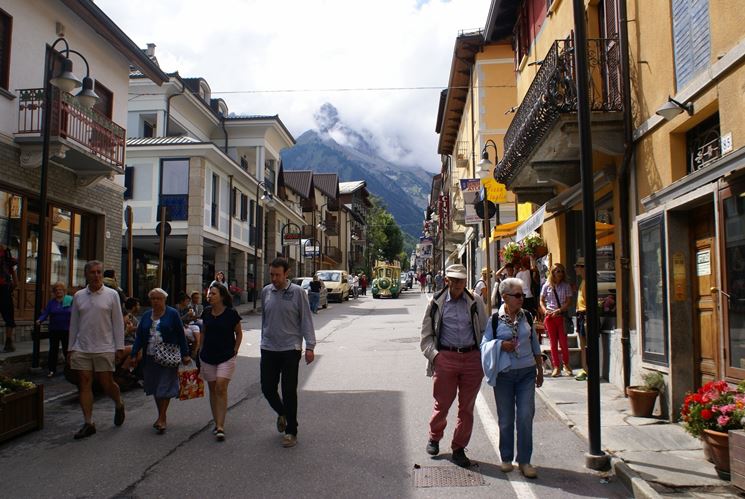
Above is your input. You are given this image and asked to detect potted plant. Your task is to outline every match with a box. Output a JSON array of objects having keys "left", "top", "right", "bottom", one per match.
[
  {"left": 520, "top": 231, "right": 547, "bottom": 258},
  {"left": 680, "top": 380, "right": 745, "bottom": 480},
  {"left": 500, "top": 241, "right": 523, "bottom": 265},
  {"left": 0, "top": 376, "right": 44, "bottom": 443},
  {"left": 626, "top": 371, "right": 664, "bottom": 418}
]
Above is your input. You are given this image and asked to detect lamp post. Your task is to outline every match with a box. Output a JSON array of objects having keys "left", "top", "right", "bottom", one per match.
[
  {"left": 252, "top": 180, "right": 276, "bottom": 311},
  {"left": 478, "top": 139, "right": 498, "bottom": 311},
  {"left": 32, "top": 38, "right": 99, "bottom": 369}
]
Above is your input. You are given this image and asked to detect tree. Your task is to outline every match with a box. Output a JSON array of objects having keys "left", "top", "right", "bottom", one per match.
[{"left": 365, "top": 196, "right": 404, "bottom": 269}]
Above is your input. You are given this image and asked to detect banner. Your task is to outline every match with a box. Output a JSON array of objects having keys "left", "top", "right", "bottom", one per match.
[{"left": 517, "top": 204, "right": 546, "bottom": 241}]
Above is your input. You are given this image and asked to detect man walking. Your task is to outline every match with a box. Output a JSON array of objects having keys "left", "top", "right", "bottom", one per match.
[
  {"left": 260, "top": 257, "right": 316, "bottom": 448},
  {"left": 68, "top": 260, "right": 126, "bottom": 439},
  {"left": 0, "top": 244, "right": 18, "bottom": 352},
  {"left": 420, "top": 264, "right": 487, "bottom": 467}
]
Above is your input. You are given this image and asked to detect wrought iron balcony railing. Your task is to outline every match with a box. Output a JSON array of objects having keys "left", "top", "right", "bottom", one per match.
[
  {"left": 496, "top": 37, "right": 623, "bottom": 185},
  {"left": 16, "top": 87, "right": 126, "bottom": 171}
]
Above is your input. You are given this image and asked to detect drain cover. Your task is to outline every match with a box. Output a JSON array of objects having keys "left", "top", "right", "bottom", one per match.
[{"left": 413, "top": 466, "right": 485, "bottom": 488}]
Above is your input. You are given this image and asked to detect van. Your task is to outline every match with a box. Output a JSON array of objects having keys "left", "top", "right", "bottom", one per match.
[{"left": 315, "top": 270, "right": 350, "bottom": 302}]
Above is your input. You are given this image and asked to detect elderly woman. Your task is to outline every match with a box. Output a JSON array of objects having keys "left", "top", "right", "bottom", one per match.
[
  {"left": 539, "top": 263, "right": 574, "bottom": 377},
  {"left": 200, "top": 281, "right": 242, "bottom": 441},
  {"left": 481, "top": 277, "right": 543, "bottom": 479},
  {"left": 36, "top": 282, "right": 73, "bottom": 378},
  {"left": 130, "top": 288, "right": 190, "bottom": 434}
]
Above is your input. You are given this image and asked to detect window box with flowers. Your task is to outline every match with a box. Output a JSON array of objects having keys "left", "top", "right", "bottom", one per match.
[
  {"left": 0, "top": 377, "right": 44, "bottom": 443},
  {"left": 680, "top": 380, "right": 745, "bottom": 480}
]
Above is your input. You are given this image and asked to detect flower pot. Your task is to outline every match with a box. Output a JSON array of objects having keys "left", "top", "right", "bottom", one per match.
[
  {"left": 532, "top": 245, "right": 548, "bottom": 258},
  {"left": 0, "top": 385, "right": 44, "bottom": 443},
  {"left": 625, "top": 386, "right": 658, "bottom": 417},
  {"left": 702, "top": 429, "right": 730, "bottom": 480}
]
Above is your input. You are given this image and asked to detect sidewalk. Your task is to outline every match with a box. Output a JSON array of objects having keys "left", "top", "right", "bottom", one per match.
[{"left": 537, "top": 376, "right": 739, "bottom": 498}]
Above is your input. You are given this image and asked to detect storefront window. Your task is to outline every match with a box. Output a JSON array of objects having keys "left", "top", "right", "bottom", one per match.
[
  {"left": 639, "top": 214, "right": 668, "bottom": 365},
  {"left": 0, "top": 191, "right": 21, "bottom": 259},
  {"left": 50, "top": 208, "right": 71, "bottom": 285},
  {"left": 72, "top": 213, "right": 97, "bottom": 287},
  {"left": 724, "top": 194, "right": 745, "bottom": 370}
]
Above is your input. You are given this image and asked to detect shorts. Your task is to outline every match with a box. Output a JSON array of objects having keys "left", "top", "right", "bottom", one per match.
[
  {"left": 0, "top": 284, "right": 16, "bottom": 327},
  {"left": 70, "top": 351, "right": 116, "bottom": 372},
  {"left": 200, "top": 356, "right": 237, "bottom": 382}
]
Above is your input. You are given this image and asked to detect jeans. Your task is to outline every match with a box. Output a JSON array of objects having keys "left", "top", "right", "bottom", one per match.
[
  {"left": 261, "top": 349, "right": 302, "bottom": 435},
  {"left": 47, "top": 329, "right": 69, "bottom": 374},
  {"left": 308, "top": 291, "right": 320, "bottom": 313},
  {"left": 429, "top": 350, "right": 483, "bottom": 450},
  {"left": 493, "top": 366, "right": 536, "bottom": 464}
]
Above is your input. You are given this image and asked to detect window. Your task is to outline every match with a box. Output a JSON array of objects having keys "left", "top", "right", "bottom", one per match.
[
  {"left": 143, "top": 120, "right": 155, "bottom": 138},
  {"left": 240, "top": 194, "right": 248, "bottom": 221},
  {"left": 249, "top": 200, "right": 256, "bottom": 245},
  {"left": 93, "top": 81, "right": 113, "bottom": 119},
  {"left": 0, "top": 9, "right": 11, "bottom": 90},
  {"left": 672, "top": 0, "right": 710, "bottom": 90},
  {"left": 639, "top": 214, "right": 669, "bottom": 365},
  {"left": 687, "top": 113, "right": 721, "bottom": 174},
  {"left": 211, "top": 174, "right": 219, "bottom": 228},
  {"left": 123, "top": 166, "right": 134, "bottom": 200},
  {"left": 159, "top": 159, "right": 188, "bottom": 221},
  {"left": 232, "top": 187, "right": 238, "bottom": 218},
  {"left": 513, "top": 0, "right": 548, "bottom": 69},
  {"left": 722, "top": 183, "right": 745, "bottom": 375}
]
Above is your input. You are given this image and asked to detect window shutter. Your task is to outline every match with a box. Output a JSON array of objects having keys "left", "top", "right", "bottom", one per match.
[
  {"left": 123, "top": 166, "right": 134, "bottom": 200},
  {"left": 672, "top": 0, "right": 710, "bottom": 90}
]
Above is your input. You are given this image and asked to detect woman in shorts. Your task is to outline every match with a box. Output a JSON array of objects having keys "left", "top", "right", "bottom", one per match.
[{"left": 200, "top": 281, "right": 243, "bottom": 441}]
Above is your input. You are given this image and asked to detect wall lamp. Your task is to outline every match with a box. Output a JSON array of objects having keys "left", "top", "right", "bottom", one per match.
[
  {"left": 477, "top": 139, "right": 499, "bottom": 179},
  {"left": 656, "top": 96, "right": 694, "bottom": 121}
]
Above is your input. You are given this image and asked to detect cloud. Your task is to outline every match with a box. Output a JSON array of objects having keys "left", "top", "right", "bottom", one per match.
[{"left": 97, "top": 0, "right": 488, "bottom": 172}]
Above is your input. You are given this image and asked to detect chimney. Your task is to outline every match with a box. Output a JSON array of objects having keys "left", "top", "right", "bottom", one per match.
[{"left": 146, "top": 43, "right": 156, "bottom": 57}]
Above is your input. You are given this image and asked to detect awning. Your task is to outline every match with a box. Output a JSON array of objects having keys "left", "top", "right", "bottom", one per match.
[
  {"left": 492, "top": 220, "right": 523, "bottom": 239},
  {"left": 596, "top": 222, "right": 615, "bottom": 247}
]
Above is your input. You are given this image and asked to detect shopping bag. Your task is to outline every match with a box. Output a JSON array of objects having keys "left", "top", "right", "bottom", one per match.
[{"left": 178, "top": 363, "right": 204, "bottom": 400}]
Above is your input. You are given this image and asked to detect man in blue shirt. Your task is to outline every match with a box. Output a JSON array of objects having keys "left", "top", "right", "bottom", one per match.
[
  {"left": 260, "top": 257, "right": 316, "bottom": 448},
  {"left": 420, "top": 264, "right": 487, "bottom": 467}
]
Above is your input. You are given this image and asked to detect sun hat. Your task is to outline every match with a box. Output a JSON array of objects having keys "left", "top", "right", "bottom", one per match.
[
  {"left": 575, "top": 257, "right": 585, "bottom": 266},
  {"left": 445, "top": 264, "right": 468, "bottom": 279}
]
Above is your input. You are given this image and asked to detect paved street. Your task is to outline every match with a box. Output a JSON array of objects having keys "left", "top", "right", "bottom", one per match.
[{"left": 0, "top": 291, "right": 628, "bottom": 498}]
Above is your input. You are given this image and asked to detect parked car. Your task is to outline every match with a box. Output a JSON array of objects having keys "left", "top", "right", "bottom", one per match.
[
  {"left": 316, "top": 270, "right": 350, "bottom": 302},
  {"left": 291, "top": 277, "right": 328, "bottom": 309},
  {"left": 400, "top": 275, "right": 409, "bottom": 291}
]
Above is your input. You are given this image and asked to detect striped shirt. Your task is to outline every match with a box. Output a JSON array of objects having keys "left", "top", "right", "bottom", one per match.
[{"left": 540, "top": 281, "right": 573, "bottom": 311}]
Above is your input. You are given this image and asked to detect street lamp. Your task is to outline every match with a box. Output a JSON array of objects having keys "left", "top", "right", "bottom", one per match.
[
  {"left": 252, "top": 180, "right": 275, "bottom": 310},
  {"left": 478, "top": 139, "right": 498, "bottom": 311},
  {"left": 302, "top": 238, "right": 317, "bottom": 275},
  {"left": 32, "top": 37, "right": 99, "bottom": 369}
]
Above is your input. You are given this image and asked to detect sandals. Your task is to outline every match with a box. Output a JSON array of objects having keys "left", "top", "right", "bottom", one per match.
[
  {"left": 215, "top": 429, "right": 225, "bottom": 441},
  {"left": 153, "top": 422, "right": 166, "bottom": 434}
]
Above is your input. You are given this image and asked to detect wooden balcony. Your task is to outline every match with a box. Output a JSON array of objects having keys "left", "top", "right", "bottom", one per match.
[{"left": 15, "top": 88, "right": 126, "bottom": 177}]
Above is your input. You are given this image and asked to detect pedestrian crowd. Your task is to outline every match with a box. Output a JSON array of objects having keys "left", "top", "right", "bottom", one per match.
[{"left": 420, "top": 257, "right": 590, "bottom": 477}]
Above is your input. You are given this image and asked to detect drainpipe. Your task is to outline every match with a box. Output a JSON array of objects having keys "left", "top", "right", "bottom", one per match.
[
  {"left": 165, "top": 78, "right": 185, "bottom": 136},
  {"left": 618, "top": 0, "right": 634, "bottom": 392}
]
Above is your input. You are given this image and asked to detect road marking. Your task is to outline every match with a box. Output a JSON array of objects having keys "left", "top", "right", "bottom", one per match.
[
  {"left": 475, "top": 392, "right": 538, "bottom": 499},
  {"left": 45, "top": 390, "right": 77, "bottom": 403}
]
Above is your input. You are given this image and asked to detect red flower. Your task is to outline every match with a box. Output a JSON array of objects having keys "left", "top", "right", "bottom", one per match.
[{"left": 701, "top": 409, "right": 714, "bottom": 420}]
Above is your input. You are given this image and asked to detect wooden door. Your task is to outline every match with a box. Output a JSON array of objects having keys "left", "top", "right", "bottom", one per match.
[{"left": 692, "top": 205, "right": 719, "bottom": 386}]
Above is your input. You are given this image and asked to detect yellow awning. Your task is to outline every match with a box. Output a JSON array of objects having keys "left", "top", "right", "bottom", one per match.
[{"left": 492, "top": 220, "right": 523, "bottom": 239}]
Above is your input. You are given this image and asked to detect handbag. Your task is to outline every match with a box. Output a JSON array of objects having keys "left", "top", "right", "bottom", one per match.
[
  {"left": 178, "top": 362, "right": 204, "bottom": 400},
  {"left": 153, "top": 341, "right": 181, "bottom": 368}
]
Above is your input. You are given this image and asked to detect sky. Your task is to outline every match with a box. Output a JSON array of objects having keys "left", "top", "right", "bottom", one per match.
[{"left": 97, "top": 0, "right": 489, "bottom": 172}]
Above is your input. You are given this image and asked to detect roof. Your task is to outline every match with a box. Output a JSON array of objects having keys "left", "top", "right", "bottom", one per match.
[
  {"left": 61, "top": 0, "right": 169, "bottom": 84},
  {"left": 436, "top": 31, "right": 484, "bottom": 155},
  {"left": 127, "top": 136, "right": 202, "bottom": 146},
  {"left": 225, "top": 114, "right": 296, "bottom": 145},
  {"left": 339, "top": 181, "right": 366, "bottom": 195},
  {"left": 283, "top": 171, "right": 315, "bottom": 199},
  {"left": 313, "top": 173, "right": 339, "bottom": 199},
  {"left": 483, "top": 0, "right": 521, "bottom": 43}
]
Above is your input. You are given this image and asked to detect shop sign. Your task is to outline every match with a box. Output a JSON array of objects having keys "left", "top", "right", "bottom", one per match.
[{"left": 696, "top": 249, "right": 711, "bottom": 276}]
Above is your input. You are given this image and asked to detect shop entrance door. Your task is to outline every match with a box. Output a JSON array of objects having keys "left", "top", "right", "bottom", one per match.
[{"left": 692, "top": 204, "right": 719, "bottom": 386}]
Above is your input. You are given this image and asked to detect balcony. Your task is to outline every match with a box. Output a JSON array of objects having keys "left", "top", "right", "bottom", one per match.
[
  {"left": 15, "top": 88, "right": 126, "bottom": 178},
  {"left": 324, "top": 245, "right": 342, "bottom": 264},
  {"left": 495, "top": 38, "right": 624, "bottom": 204}
]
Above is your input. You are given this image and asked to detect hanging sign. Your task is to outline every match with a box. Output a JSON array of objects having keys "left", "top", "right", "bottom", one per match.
[{"left": 517, "top": 204, "right": 546, "bottom": 241}]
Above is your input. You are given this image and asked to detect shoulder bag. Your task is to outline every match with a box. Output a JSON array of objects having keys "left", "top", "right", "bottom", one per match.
[{"left": 153, "top": 340, "right": 181, "bottom": 368}]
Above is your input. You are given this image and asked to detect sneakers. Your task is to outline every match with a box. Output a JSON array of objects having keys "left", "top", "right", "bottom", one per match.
[
  {"left": 426, "top": 439, "right": 439, "bottom": 456},
  {"left": 500, "top": 461, "right": 514, "bottom": 472},
  {"left": 451, "top": 448, "right": 472, "bottom": 468},
  {"left": 114, "top": 403, "right": 126, "bottom": 426},
  {"left": 551, "top": 367, "right": 561, "bottom": 378},
  {"left": 563, "top": 366, "right": 573, "bottom": 377},
  {"left": 73, "top": 423, "right": 96, "bottom": 440},
  {"left": 276, "top": 415, "right": 287, "bottom": 433},
  {"left": 519, "top": 463, "right": 538, "bottom": 478},
  {"left": 575, "top": 369, "right": 587, "bottom": 381},
  {"left": 282, "top": 434, "right": 297, "bottom": 448},
  {"left": 215, "top": 429, "right": 225, "bottom": 441}
]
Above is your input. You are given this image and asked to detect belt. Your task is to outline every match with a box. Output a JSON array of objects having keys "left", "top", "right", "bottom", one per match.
[{"left": 438, "top": 344, "right": 478, "bottom": 353}]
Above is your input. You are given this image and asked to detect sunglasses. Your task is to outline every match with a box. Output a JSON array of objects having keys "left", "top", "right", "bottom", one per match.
[
  {"left": 504, "top": 293, "right": 525, "bottom": 299},
  {"left": 553, "top": 270, "right": 565, "bottom": 274}
]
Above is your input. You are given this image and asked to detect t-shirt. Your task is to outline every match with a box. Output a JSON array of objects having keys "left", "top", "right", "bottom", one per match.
[
  {"left": 199, "top": 306, "right": 242, "bottom": 365},
  {"left": 516, "top": 269, "right": 534, "bottom": 298}
]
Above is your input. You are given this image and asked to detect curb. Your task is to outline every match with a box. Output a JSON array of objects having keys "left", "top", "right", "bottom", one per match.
[{"left": 535, "top": 387, "right": 662, "bottom": 499}]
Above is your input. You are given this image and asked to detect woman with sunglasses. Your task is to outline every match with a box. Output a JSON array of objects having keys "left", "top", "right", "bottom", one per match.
[
  {"left": 539, "top": 263, "right": 573, "bottom": 377},
  {"left": 480, "top": 277, "right": 543, "bottom": 478}
]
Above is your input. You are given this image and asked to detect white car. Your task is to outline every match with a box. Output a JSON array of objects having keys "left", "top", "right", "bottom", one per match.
[{"left": 291, "top": 277, "right": 328, "bottom": 309}]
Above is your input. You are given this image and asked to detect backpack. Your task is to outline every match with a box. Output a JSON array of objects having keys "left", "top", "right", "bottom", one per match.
[{"left": 491, "top": 310, "right": 534, "bottom": 340}]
